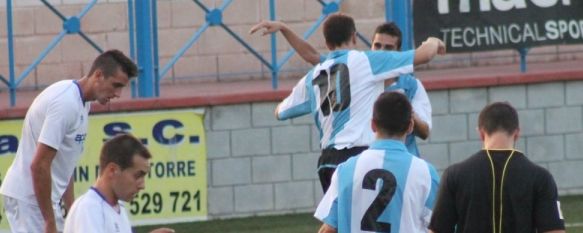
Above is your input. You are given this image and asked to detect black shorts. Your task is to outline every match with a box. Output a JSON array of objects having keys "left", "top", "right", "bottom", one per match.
[{"left": 317, "top": 146, "right": 368, "bottom": 193}]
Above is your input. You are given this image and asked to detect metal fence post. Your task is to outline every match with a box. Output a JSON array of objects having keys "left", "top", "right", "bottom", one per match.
[
  {"left": 386, "top": 0, "right": 413, "bottom": 50},
  {"left": 135, "top": 0, "right": 155, "bottom": 97}
]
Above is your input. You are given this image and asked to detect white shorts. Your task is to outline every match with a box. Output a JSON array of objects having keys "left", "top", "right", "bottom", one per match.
[{"left": 2, "top": 196, "right": 64, "bottom": 233}]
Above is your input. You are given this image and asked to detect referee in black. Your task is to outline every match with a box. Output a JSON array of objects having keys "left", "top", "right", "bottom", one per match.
[{"left": 429, "top": 102, "right": 565, "bottom": 233}]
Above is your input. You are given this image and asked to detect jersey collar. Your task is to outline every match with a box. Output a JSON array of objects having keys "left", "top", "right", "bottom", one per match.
[
  {"left": 369, "top": 139, "right": 408, "bottom": 152},
  {"left": 72, "top": 80, "right": 85, "bottom": 105},
  {"left": 326, "top": 49, "right": 350, "bottom": 60},
  {"left": 90, "top": 187, "right": 121, "bottom": 213}
]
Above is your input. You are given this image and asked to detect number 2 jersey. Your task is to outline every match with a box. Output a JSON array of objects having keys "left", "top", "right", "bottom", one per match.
[
  {"left": 277, "top": 49, "right": 415, "bottom": 150},
  {"left": 314, "top": 140, "right": 440, "bottom": 233}
]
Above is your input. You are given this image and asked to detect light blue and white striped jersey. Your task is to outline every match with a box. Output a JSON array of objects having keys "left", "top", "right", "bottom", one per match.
[
  {"left": 386, "top": 75, "right": 432, "bottom": 156},
  {"left": 277, "top": 50, "right": 415, "bottom": 150},
  {"left": 314, "top": 139, "right": 440, "bottom": 233}
]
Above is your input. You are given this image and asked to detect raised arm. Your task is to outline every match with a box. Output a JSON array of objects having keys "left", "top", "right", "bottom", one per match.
[
  {"left": 414, "top": 37, "right": 446, "bottom": 66},
  {"left": 250, "top": 20, "right": 321, "bottom": 65}
]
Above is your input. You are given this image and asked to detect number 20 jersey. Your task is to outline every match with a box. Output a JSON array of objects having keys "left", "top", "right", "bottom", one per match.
[
  {"left": 314, "top": 140, "right": 440, "bottom": 233},
  {"left": 277, "top": 50, "right": 415, "bottom": 150}
]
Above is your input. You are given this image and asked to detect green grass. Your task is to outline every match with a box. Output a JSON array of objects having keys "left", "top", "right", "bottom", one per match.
[
  {"left": 562, "top": 195, "right": 583, "bottom": 233},
  {"left": 134, "top": 195, "right": 583, "bottom": 233},
  {"left": 134, "top": 213, "right": 320, "bottom": 233}
]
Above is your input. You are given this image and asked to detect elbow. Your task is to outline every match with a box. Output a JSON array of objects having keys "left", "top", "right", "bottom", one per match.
[
  {"left": 274, "top": 105, "right": 281, "bottom": 120},
  {"left": 30, "top": 158, "right": 48, "bottom": 179},
  {"left": 414, "top": 53, "right": 435, "bottom": 66},
  {"left": 418, "top": 131, "right": 429, "bottom": 140}
]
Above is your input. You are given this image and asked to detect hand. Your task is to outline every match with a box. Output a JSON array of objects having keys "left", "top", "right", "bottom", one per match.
[
  {"left": 434, "top": 38, "right": 446, "bottom": 55},
  {"left": 249, "top": 20, "right": 284, "bottom": 36},
  {"left": 44, "top": 220, "right": 57, "bottom": 233},
  {"left": 425, "top": 37, "right": 446, "bottom": 55},
  {"left": 150, "top": 228, "right": 176, "bottom": 233}
]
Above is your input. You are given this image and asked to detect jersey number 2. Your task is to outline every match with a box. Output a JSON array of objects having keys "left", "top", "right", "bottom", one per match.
[
  {"left": 311, "top": 63, "right": 351, "bottom": 116},
  {"left": 361, "top": 169, "right": 397, "bottom": 232}
]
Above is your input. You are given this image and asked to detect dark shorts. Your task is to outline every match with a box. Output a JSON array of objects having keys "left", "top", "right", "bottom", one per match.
[{"left": 317, "top": 146, "right": 368, "bottom": 193}]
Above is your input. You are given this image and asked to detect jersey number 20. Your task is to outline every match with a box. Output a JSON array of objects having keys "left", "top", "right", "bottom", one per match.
[
  {"left": 312, "top": 63, "right": 351, "bottom": 116},
  {"left": 361, "top": 169, "right": 397, "bottom": 232}
]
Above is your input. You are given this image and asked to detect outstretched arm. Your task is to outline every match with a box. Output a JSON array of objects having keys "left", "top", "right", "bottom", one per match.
[
  {"left": 250, "top": 20, "right": 321, "bottom": 65},
  {"left": 414, "top": 37, "right": 446, "bottom": 66}
]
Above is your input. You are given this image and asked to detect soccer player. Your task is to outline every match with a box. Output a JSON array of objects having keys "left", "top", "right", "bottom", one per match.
[
  {"left": 63, "top": 134, "right": 174, "bottom": 233},
  {"left": 0, "top": 50, "right": 137, "bottom": 233},
  {"left": 250, "top": 21, "right": 431, "bottom": 156},
  {"left": 314, "top": 92, "right": 440, "bottom": 233},
  {"left": 428, "top": 102, "right": 565, "bottom": 233},
  {"left": 265, "top": 13, "right": 445, "bottom": 192}
]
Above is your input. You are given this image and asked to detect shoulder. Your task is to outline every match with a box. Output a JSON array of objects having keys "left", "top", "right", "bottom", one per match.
[
  {"left": 72, "top": 191, "right": 102, "bottom": 210},
  {"left": 444, "top": 151, "right": 484, "bottom": 176},
  {"left": 68, "top": 191, "right": 103, "bottom": 220},
  {"left": 41, "top": 81, "right": 79, "bottom": 104}
]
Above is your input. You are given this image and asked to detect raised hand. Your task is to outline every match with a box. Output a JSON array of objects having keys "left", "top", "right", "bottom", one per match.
[{"left": 249, "top": 20, "right": 285, "bottom": 36}]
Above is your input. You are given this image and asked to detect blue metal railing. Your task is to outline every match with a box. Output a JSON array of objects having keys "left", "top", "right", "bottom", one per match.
[
  {"left": 2, "top": 0, "right": 403, "bottom": 106},
  {"left": 2, "top": 0, "right": 104, "bottom": 106}
]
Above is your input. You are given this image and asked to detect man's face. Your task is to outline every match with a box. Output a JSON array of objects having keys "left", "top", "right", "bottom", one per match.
[
  {"left": 93, "top": 68, "right": 129, "bottom": 105},
  {"left": 371, "top": 33, "right": 399, "bottom": 51},
  {"left": 112, "top": 155, "right": 150, "bottom": 202}
]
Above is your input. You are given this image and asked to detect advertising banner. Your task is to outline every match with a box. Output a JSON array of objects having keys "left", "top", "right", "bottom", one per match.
[
  {"left": 414, "top": 0, "right": 583, "bottom": 52},
  {"left": 0, "top": 109, "right": 207, "bottom": 230}
]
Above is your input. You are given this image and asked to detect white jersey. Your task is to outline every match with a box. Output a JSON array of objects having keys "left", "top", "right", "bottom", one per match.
[
  {"left": 0, "top": 80, "right": 90, "bottom": 204},
  {"left": 314, "top": 139, "right": 440, "bottom": 233},
  {"left": 64, "top": 188, "right": 132, "bottom": 233},
  {"left": 386, "top": 75, "right": 432, "bottom": 156},
  {"left": 277, "top": 50, "right": 415, "bottom": 149}
]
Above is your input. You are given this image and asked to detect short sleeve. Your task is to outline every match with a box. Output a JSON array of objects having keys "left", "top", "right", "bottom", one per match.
[
  {"left": 364, "top": 50, "right": 415, "bottom": 81},
  {"left": 64, "top": 199, "right": 103, "bottom": 233},
  {"left": 422, "top": 163, "right": 441, "bottom": 226},
  {"left": 533, "top": 169, "right": 565, "bottom": 231},
  {"left": 411, "top": 79, "right": 432, "bottom": 129},
  {"left": 277, "top": 71, "right": 315, "bottom": 120},
  {"left": 314, "top": 170, "right": 340, "bottom": 229},
  {"left": 428, "top": 167, "right": 457, "bottom": 233},
  {"left": 38, "top": 97, "right": 78, "bottom": 150}
]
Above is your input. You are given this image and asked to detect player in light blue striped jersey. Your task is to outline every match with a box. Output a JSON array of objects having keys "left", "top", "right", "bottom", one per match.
[
  {"left": 314, "top": 92, "right": 440, "bottom": 233},
  {"left": 272, "top": 13, "right": 445, "bottom": 192},
  {"left": 251, "top": 21, "right": 432, "bottom": 157}
]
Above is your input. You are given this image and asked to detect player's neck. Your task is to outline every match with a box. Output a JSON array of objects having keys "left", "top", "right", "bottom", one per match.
[
  {"left": 93, "top": 179, "right": 119, "bottom": 207},
  {"left": 483, "top": 132, "right": 515, "bottom": 150},
  {"left": 329, "top": 42, "right": 355, "bottom": 51},
  {"left": 76, "top": 76, "right": 91, "bottom": 102},
  {"left": 376, "top": 132, "right": 406, "bottom": 143}
]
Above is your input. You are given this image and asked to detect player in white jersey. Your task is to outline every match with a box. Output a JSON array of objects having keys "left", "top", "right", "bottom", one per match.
[
  {"left": 270, "top": 13, "right": 445, "bottom": 192},
  {"left": 314, "top": 92, "right": 440, "bottom": 233},
  {"left": 0, "top": 50, "right": 137, "bottom": 233},
  {"left": 64, "top": 134, "right": 174, "bottom": 233},
  {"left": 250, "top": 21, "right": 432, "bottom": 157}
]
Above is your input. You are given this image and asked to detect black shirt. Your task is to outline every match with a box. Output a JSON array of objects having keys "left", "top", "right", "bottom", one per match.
[{"left": 429, "top": 150, "right": 565, "bottom": 233}]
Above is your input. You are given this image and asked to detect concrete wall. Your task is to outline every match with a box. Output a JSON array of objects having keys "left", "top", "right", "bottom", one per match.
[
  {"left": 203, "top": 80, "right": 583, "bottom": 219},
  {"left": 2, "top": 0, "right": 583, "bottom": 89}
]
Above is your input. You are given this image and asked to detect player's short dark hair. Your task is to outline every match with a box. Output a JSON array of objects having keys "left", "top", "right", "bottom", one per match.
[
  {"left": 373, "top": 92, "right": 412, "bottom": 136},
  {"left": 88, "top": 49, "right": 138, "bottom": 79},
  {"left": 323, "top": 13, "right": 356, "bottom": 49},
  {"left": 374, "top": 22, "right": 402, "bottom": 50},
  {"left": 100, "top": 134, "right": 151, "bottom": 173},
  {"left": 478, "top": 102, "right": 519, "bottom": 135}
]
